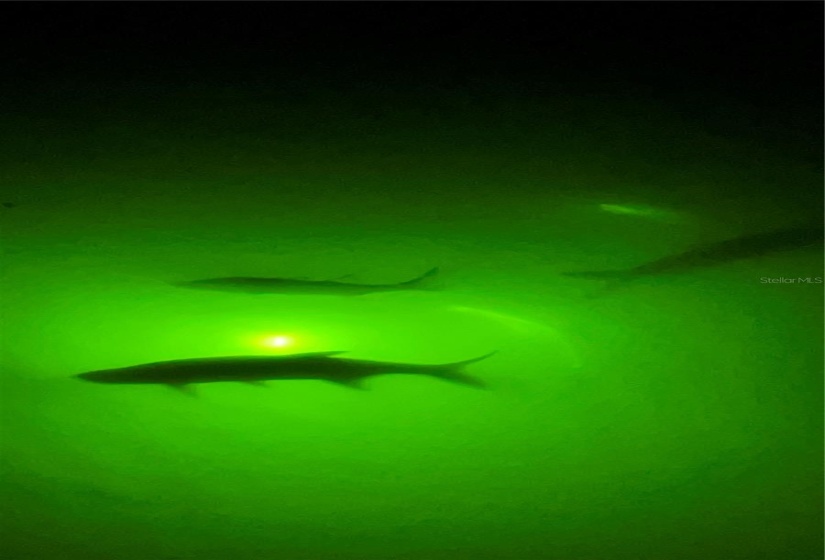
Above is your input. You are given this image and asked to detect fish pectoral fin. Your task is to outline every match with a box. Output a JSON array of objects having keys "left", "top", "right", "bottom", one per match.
[
  {"left": 167, "top": 384, "right": 197, "bottom": 396},
  {"left": 326, "top": 377, "right": 368, "bottom": 390},
  {"left": 241, "top": 380, "right": 268, "bottom": 387}
]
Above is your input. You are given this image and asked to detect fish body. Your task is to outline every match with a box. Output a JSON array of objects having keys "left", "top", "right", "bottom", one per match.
[
  {"left": 173, "top": 267, "right": 440, "bottom": 295},
  {"left": 563, "top": 225, "right": 824, "bottom": 281},
  {"left": 75, "top": 350, "right": 495, "bottom": 390}
]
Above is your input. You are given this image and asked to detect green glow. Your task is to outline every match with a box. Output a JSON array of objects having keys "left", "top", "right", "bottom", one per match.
[
  {"left": 262, "top": 334, "right": 295, "bottom": 349},
  {"left": 449, "top": 305, "right": 547, "bottom": 334},
  {"left": 2, "top": 38, "right": 820, "bottom": 560},
  {"left": 598, "top": 203, "right": 687, "bottom": 224}
]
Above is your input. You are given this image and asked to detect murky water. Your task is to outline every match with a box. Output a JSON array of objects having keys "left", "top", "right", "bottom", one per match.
[{"left": 1, "top": 8, "right": 822, "bottom": 560}]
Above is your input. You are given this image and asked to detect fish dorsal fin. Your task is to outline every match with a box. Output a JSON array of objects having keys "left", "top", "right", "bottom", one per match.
[{"left": 283, "top": 351, "right": 347, "bottom": 359}]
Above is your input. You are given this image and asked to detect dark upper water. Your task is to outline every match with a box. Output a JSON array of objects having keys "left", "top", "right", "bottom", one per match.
[{"left": 1, "top": 4, "right": 822, "bottom": 560}]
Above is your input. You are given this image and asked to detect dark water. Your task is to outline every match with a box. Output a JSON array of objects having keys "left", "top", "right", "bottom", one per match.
[{"left": 1, "top": 4, "right": 822, "bottom": 560}]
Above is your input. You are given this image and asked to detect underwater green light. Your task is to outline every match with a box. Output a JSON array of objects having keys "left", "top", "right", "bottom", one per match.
[
  {"left": 597, "top": 203, "right": 686, "bottom": 224},
  {"left": 261, "top": 335, "right": 295, "bottom": 349}
]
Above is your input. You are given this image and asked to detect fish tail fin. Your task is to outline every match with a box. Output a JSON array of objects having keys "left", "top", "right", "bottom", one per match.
[
  {"left": 420, "top": 266, "right": 440, "bottom": 280},
  {"left": 429, "top": 351, "right": 497, "bottom": 388},
  {"left": 398, "top": 266, "right": 441, "bottom": 287}
]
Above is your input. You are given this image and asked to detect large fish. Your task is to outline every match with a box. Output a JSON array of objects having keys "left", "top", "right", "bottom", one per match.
[
  {"left": 172, "top": 267, "right": 440, "bottom": 295},
  {"left": 75, "top": 350, "right": 496, "bottom": 392},
  {"left": 562, "top": 225, "right": 823, "bottom": 281}
]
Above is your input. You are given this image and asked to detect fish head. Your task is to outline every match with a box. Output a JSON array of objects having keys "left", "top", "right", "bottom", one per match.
[
  {"left": 74, "top": 367, "right": 158, "bottom": 384},
  {"left": 75, "top": 371, "right": 112, "bottom": 383}
]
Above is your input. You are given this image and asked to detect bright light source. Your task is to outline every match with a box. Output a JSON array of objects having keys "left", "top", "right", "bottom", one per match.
[{"left": 262, "top": 335, "right": 294, "bottom": 349}]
